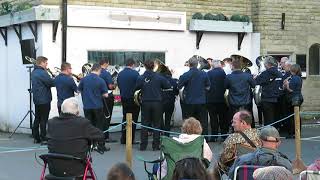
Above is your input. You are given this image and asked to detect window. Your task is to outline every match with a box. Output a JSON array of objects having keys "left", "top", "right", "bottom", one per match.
[
  {"left": 87, "top": 51, "right": 166, "bottom": 65},
  {"left": 296, "top": 54, "right": 306, "bottom": 78},
  {"left": 309, "top": 44, "right": 320, "bottom": 75}
]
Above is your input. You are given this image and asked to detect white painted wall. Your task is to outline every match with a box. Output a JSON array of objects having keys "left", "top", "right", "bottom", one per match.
[{"left": 0, "top": 5, "right": 260, "bottom": 133}]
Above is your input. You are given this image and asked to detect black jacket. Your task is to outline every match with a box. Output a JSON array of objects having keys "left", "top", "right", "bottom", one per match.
[
  {"left": 47, "top": 113, "right": 104, "bottom": 176},
  {"left": 256, "top": 67, "right": 282, "bottom": 103}
]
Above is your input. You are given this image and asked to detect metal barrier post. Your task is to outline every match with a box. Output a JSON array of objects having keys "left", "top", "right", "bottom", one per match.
[
  {"left": 292, "top": 106, "right": 306, "bottom": 174},
  {"left": 126, "top": 113, "right": 133, "bottom": 168}
]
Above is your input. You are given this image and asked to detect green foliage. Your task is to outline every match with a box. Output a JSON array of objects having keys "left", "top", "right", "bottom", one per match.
[
  {"left": 241, "top": 15, "right": 250, "bottom": 22},
  {"left": 0, "top": 1, "right": 33, "bottom": 16},
  {"left": 216, "top": 13, "right": 228, "bottom": 21},
  {"left": 203, "top": 13, "right": 216, "bottom": 20},
  {"left": 192, "top": 12, "right": 203, "bottom": 20},
  {"left": 230, "top": 14, "right": 242, "bottom": 22}
]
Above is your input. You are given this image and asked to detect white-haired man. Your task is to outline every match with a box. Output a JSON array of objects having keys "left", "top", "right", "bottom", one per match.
[{"left": 47, "top": 97, "right": 106, "bottom": 177}]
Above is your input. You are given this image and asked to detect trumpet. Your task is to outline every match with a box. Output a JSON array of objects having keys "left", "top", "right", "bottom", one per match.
[{"left": 54, "top": 67, "right": 82, "bottom": 82}]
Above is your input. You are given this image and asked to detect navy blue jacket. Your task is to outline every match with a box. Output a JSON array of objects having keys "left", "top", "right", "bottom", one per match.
[
  {"left": 255, "top": 67, "right": 282, "bottom": 103},
  {"left": 161, "top": 74, "right": 178, "bottom": 104},
  {"left": 289, "top": 75, "right": 303, "bottom": 98},
  {"left": 54, "top": 73, "right": 77, "bottom": 106},
  {"left": 78, "top": 73, "right": 108, "bottom": 109},
  {"left": 225, "top": 70, "right": 255, "bottom": 106},
  {"left": 117, "top": 67, "right": 139, "bottom": 100},
  {"left": 100, "top": 68, "right": 114, "bottom": 95},
  {"left": 178, "top": 67, "right": 210, "bottom": 104},
  {"left": 31, "top": 65, "right": 55, "bottom": 105},
  {"left": 135, "top": 70, "right": 171, "bottom": 102},
  {"left": 280, "top": 71, "right": 291, "bottom": 95},
  {"left": 207, "top": 67, "right": 226, "bottom": 103}
]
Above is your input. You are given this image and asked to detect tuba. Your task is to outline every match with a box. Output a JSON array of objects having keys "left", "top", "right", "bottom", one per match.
[
  {"left": 178, "top": 55, "right": 210, "bottom": 102},
  {"left": 253, "top": 55, "right": 267, "bottom": 106},
  {"left": 224, "top": 54, "right": 253, "bottom": 106}
]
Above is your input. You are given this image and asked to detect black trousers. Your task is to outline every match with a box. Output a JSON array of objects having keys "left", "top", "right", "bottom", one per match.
[
  {"left": 33, "top": 103, "right": 51, "bottom": 141},
  {"left": 140, "top": 101, "right": 162, "bottom": 149},
  {"left": 277, "top": 94, "right": 290, "bottom": 132},
  {"left": 180, "top": 100, "right": 187, "bottom": 119},
  {"left": 184, "top": 104, "right": 208, "bottom": 138},
  {"left": 103, "top": 96, "right": 114, "bottom": 139},
  {"left": 262, "top": 101, "right": 278, "bottom": 126},
  {"left": 207, "top": 102, "right": 228, "bottom": 137},
  {"left": 162, "top": 101, "right": 175, "bottom": 136},
  {"left": 120, "top": 98, "right": 140, "bottom": 144},
  {"left": 84, "top": 108, "right": 105, "bottom": 131}
]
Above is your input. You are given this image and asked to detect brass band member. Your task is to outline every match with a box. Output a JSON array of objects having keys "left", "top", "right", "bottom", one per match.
[
  {"left": 31, "top": 56, "right": 55, "bottom": 144},
  {"left": 54, "top": 62, "right": 77, "bottom": 114},
  {"left": 117, "top": 59, "right": 140, "bottom": 144},
  {"left": 99, "top": 59, "right": 116, "bottom": 143},
  {"left": 135, "top": 60, "right": 171, "bottom": 151},
  {"left": 178, "top": 56, "right": 211, "bottom": 139}
]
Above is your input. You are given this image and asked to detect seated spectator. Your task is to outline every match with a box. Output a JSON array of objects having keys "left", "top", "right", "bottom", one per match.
[
  {"left": 47, "top": 97, "right": 106, "bottom": 176},
  {"left": 107, "top": 162, "right": 135, "bottom": 180},
  {"left": 172, "top": 157, "right": 211, "bottom": 180},
  {"left": 158, "top": 117, "right": 213, "bottom": 178},
  {"left": 253, "top": 166, "right": 293, "bottom": 180},
  {"left": 228, "top": 126, "right": 292, "bottom": 179},
  {"left": 307, "top": 158, "right": 320, "bottom": 171},
  {"left": 215, "top": 110, "right": 261, "bottom": 176}
]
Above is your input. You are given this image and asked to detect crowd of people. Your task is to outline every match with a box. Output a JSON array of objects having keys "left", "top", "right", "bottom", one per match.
[{"left": 29, "top": 54, "right": 308, "bottom": 179}]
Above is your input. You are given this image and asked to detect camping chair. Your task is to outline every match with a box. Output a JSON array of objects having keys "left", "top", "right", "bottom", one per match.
[
  {"left": 137, "top": 135, "right": 208, "bottom": 180},
  {"left": 39, "top": 152, "right": 96, "bottom": 180},
  {"left": 299, "top": 170, "right": 320, "bottom": 180},
  {"left": 233, "top": 165, "right": 263, "bottom": 180}
]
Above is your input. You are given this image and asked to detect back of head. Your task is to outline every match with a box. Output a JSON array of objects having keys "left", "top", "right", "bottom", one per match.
[
  {"left": 238, "top": 110, "right": 252, "bottom": 125},
  {"left": 61, "top": 97, "right": 79, "bottom": 115},
  {"left": 253, "top": 166, "right": 293, "bottom": 180},
  {"left": 172, "top": 158, "right": 209, "bottom": 180},
  {"left": 143, "top": 60, "right": 155, "bottom": 70},
  {"left": 264, "top": 56, "right": 278, "bottom": 68},
  {"left": 107, "top": 162, "right": 135, "bottom": 180},
  {"left": 61, "top": 62, "right": 71, "bottom": 71},
  {"left": 212, "top": 59, "right": 222, "bottom": 68},
  {"left": 188, "top": 55, "right": 199, "bottom": 68},
  {"left": 260, "top": 126, "right": 280, "bottom": 142},
  {"left": 91, "top": 63, "right": 101, "bottom": 72},
  {"left": 231, "top": 59, "right": 241, "bottom": 70},
  {"left": 99, "top": 59, "right": 109, "bottom": 66},
  {"left": 126, "top": 58, "right": 135, "bottom": 67},
  {"left": 36, "top": 56, "right": 48, "bottom": 66},
  {"left": 181, "top": 117, "right": 202, "bottom": 135},
  {"left": 290, "top": 64, "right": 302, "bottom": 76}
]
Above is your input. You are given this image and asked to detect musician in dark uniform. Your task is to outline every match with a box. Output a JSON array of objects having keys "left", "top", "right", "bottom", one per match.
[
  {"left": 54, "top": 62, "right": 77, "bottom": 114},
  {"left": 160, "top": 68, "right": 178, "bottom": 136},
  {"left": 225, "top": 59, "right": 255, "bottom": 117},
  {"left": 31, "top": 56, "right": 55, "bottom": 144},
  {"left": 117, "top": 59, "right": 140, "bottom": 144},
  {"left": 135, "top": 60, "right": 171, "bottom": 151},
  {"left": 99, "top": 59, "right": 116, "bottom": 142},
  {"left": 78, "top": 63, "right": 110, "bottom": 151},
  {"left": 178, "top": 56, "right": 211, "bottom": 138},
  {"left": 255, "top": 56, "right": 282, "bottom": 127},
  {"left": 207, "top": 59, "right": 228, "bottom": 141}
]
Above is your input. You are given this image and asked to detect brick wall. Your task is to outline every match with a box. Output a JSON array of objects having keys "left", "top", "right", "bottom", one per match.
[{"left": 40, "top": 0, "right": 252, "bottom": 19}]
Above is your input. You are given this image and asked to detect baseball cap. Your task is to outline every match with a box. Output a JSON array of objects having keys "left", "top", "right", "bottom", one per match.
[{"left": 259, "top": 126, "right": 280, "bottom": 142}]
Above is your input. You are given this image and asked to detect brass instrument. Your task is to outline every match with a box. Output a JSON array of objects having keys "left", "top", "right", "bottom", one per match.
[
  {"left": 253, "top": 55, "right": 267, "bottom": 106},
  {"left": 81, "top": 63, "right": 93, "bottom": 77}
]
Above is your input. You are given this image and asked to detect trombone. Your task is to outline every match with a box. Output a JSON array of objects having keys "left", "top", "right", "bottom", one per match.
[{"left": 54, "top": 67, "right": 82, "bottom": 82}]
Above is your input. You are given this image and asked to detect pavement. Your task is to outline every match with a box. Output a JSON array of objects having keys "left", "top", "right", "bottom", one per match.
[{"left": 0, "top": 125, "right": 319, "bottom": 180}]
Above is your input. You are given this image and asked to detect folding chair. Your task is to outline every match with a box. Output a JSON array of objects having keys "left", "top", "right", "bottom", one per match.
[
  {"left": 233, "top": 165, "right": 263, "bottom": 180},
  {"left": 39, "top": 153, "right": 96, "bottom": 180},
  {"left": 299, "top": 170, "right": 320, "bottom": 180},
  {"left": 137, "top": 136, "right": 208, "bottom": 180}
]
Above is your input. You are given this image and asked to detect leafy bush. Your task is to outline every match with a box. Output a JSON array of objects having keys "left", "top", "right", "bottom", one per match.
[
  {"left": 192, "top": 12, "right": 203, "bottom": 20},
  {"left": 241, "top": 15, "right": 250, "bottom": 22},
  {"left": 230, "top": 14, "right": 242, "bottom": 22},
  {"left": 203, "top": 13, "right": 216, "bottom": 20},
  {"left": 216, "top": 13, "right": 228, "bottom": 21}
]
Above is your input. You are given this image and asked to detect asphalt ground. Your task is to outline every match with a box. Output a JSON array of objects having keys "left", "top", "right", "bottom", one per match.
[{"left": 0, "top": 125, "right": 319, "bottom": 180}]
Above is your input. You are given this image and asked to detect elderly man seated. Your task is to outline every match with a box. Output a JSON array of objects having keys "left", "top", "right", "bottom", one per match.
[
  {"left": 216, "top": 110, "right": 261, "bottom": 176},
  {"left": 47, "top": 97, "right": 107, "bottom": 177},
  {"left": 228, "top": 126, "right": 292, "bottom": 179}
]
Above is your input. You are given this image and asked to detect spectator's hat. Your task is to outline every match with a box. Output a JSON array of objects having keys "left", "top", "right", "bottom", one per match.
[{"left": 260, "top": 126, "right": 280, "bottom": 142}]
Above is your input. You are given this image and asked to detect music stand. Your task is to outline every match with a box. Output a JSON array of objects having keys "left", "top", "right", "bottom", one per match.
[{"left": 9, "top": 65, "right": 35, "bottom": 138}]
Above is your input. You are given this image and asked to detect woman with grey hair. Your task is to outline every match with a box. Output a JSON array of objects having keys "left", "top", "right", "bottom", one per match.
[{"left": 253, "top": 166, "right": 293, "bottom": 180}]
